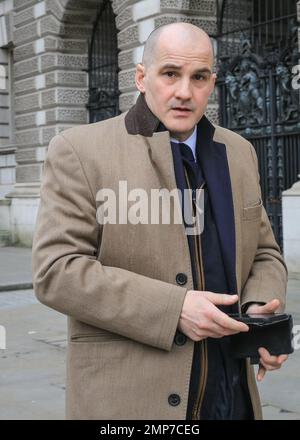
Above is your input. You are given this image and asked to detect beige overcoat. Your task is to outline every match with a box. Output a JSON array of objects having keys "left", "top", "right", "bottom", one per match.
[{"left": 32, "top": 94, "right": 287, "bottom": 420}]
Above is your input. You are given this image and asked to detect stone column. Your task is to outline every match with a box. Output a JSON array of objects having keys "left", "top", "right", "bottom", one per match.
[
  {"left": 281, "top": 1, "right": 300, "bottom": 277},
  {"left": 282, "top": 178, "right": 300, "bottom": 279}
]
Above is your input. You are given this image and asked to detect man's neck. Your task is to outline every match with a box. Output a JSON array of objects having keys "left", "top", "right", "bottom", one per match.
[
  {"left": 170, "top": 126, "right": 197, "bottom": 160},
  {"left": 169, "top": 130, "right": 194, "bottom": 143}
]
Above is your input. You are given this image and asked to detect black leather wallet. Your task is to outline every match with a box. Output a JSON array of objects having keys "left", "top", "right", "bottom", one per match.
[{"left": 228, "top": 313, "right": 294, "bottom": 364}]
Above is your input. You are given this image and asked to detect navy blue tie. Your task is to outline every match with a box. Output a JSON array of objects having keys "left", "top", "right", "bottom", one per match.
[{"left": 172, "top": 142, "right": 205, "bottom": 190}]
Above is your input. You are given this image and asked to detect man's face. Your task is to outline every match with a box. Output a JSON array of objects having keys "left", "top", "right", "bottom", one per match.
[{"left": 135, "top": 32, "right": 216, "bottom": 141}]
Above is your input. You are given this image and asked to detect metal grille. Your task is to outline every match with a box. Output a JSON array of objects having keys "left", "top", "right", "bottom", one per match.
[
  {"left": 87, "top": 0, "right": 120, "bottom": 123},
  {"left": 216, "top": 0, "right": 299, "bottom": 248}
]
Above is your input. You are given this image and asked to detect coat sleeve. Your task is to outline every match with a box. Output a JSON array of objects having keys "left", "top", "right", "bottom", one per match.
[
  {"left": 240, "top": 143, "right": 288, "bottom": 312},
  {"left": 32, "top": 133, "right": 187, "bottom": 352}
]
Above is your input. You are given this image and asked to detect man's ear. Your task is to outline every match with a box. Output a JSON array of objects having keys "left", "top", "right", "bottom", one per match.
[
  {"left": 209, "top": 72, "right": 217, "bottom": 94},
  {"left": 135, "top": 63, "right": 146, "bottom": 93},
  {"left": 211, "top": 72, "right": 217, "bottom": 88}
]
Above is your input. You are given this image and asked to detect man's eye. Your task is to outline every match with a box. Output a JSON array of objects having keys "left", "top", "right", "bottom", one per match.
[
  {"left": 194, "top": 74, "right": 205, "bottom": 81},
  {"left": 164, "top": 71, "right": 176, "bottom": 77}
]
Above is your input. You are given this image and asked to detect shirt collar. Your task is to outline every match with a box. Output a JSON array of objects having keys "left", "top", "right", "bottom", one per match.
[{"left": 170, "top": 126, "right": 197, "bottom": 160}]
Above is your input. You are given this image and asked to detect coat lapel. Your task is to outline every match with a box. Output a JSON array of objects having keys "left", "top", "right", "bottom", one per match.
[
  {"left": 196, "top": 117, "right": 238, "bottom": 295},
  {"left": 145, "top": 131, "right": 180, "bottom": 193},
  {"left": 220, "top": 141, "right": 243, "bottom": 296},
  {"left": 125, "top": 94, "right": 179, "bottom": 194}
]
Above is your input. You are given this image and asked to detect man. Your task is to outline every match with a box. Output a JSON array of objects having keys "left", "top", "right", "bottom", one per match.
[{"left": 32, "top": 23, "right": 288, "bottom": 420}]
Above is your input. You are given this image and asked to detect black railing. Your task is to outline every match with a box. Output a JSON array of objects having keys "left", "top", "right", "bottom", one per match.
[
  {"left": 87, "top": 0, "right": 120, "bottom": 123},
  {"left": 216, "top": 0, "right": 299, "bottom": 248}
]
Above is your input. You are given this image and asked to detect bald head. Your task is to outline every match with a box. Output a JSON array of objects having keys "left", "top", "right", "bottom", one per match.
[
  {"left": 142, "top": 23, "right": 214, "bottom": 69},
  {"left": 135, "top": 21, "right": 217, "bottom": 141}
]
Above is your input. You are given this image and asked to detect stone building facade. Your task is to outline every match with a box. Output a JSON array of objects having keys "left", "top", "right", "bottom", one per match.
[{"left": 0, "top": 0, "right": 299, "bottom": 246}]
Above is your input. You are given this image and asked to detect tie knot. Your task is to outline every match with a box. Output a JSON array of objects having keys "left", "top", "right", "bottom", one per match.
[
  {"left": 171, "top": 141, "right": 204, "bottom": 189},
  {"left": 178, "top": 142, "right": 195, "bottom": 163}
]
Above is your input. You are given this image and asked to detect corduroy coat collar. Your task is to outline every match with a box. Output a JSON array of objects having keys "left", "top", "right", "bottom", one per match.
[{"left": 125, "top": 92, "right": 216, "bottom": 137}]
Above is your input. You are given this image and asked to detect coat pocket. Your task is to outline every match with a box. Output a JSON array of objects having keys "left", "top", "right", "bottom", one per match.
[
  {"left": 70, "top": 330, "right": 126, "bottom": 343},
  {"left": 242, "top": 199, "right": 263, "bottom": 221}
]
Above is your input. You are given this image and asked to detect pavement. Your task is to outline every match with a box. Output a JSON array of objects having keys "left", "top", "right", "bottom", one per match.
[{"left": 0, "top": 245, "right": 299, "bottom": 420}]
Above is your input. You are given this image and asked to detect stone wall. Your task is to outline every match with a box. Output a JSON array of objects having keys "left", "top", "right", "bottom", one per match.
[
  {"left": 0, "top": 48, "right": 9, "bottom": 147},
  {"left": 1, "top": 0, "right": 297, "bottom": 246},
  {"left": 12, "top": 0, "right": 99, "bottom": 194},
  {"left": 0, "top": 0, "right": 13, "bottom": 148},
  {"left": 0, "top": 0, "right": 15, "bottom": 246},
  {"left": 0, "top": 46, "right": 16, "bottom": 201},
  {"left": 2, "top": 0, "right": 220, "bottom": 245}
]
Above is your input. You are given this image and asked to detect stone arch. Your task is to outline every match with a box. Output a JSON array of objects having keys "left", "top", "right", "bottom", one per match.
[
  {"left": 39, "top": 0, "right": 120, "bottom": 134},
  {"left": 10, "top": 0, "right": 221, "bottom": 245},
  {"left": 86, "top": 1, "right": 120, "bottom": 122},
  {"left": 11, "top": 0, "right": 121, "bottom": 245}
]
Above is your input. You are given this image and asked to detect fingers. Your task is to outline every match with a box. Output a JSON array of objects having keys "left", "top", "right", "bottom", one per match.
[
  {"left": 192, "top": 316, "right": 248, "bottom": 339},
  {"left": 278, "top": 354, "right": 289, "bottom": 363},
  {"left": 213, "top": 311, "right": 249, "bottom": 333},
  {"left": 251, "top": 299, "right": 281, "bottom": 314},
  {"left": 257, "top": 347, "right": 288, "bottom": 382},
  {"left": 258, "top": 347, "right": 288, "bottom": 371},
  {"left": 185, "top": 291, "right": 249, "bottom": 339},
  {"left": 193, "top": 322, "right": 240, "bottom": 339},
  {"left": 257, "top": 364, "right": 266, "bottom": 381},
  {"left": 202, "top": 292, "right": 239, "bottom": 306},
  {"left": 259, "top": 347, "right": 288, "bottom": 366},
  {"left": 202, "top": 293, "right": 249, "bottom": 333},
  {"left": 257, "top": 346, "right": 288, "bottom": 382}
]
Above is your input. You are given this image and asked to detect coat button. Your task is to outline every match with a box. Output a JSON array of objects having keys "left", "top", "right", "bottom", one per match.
[
  {"left": 174, "top": 330, "right": 187, "bottom": 346},
  {"left": 168, "top": 394, "right": 181, "bottom": 406},
  {"left": 176, "top": 273, "right": 187, "bottom": 285}
]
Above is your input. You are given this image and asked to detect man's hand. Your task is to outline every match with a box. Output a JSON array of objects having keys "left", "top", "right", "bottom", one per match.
[
  {"left": 178, "top": 291, "right": 249, "bottom": 341},
  {"left": 245, "top": 299, "right": 289, "bottom": 381}
]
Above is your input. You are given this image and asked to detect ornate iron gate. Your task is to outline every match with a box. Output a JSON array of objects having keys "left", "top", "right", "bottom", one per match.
[
  {"left": 87, "top": 0, "right": 120, "bottom": 123},
  {"left": 216, "top": 0, "right": 300, "bottom": 247}
]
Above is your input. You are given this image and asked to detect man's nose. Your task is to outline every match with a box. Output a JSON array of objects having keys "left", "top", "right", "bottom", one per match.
[{"left": 175, "top": 79, "right": 192, "bottom": 101}]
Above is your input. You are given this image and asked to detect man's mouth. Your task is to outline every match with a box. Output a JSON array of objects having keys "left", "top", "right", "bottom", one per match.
[{"left": 172, "top": 107, "right": 192, "bottom": 113}]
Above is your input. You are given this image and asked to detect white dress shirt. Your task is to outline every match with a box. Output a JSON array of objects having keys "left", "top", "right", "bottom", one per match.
[{"left": 170, "top": 125, "right": 197, "bottom": 161}]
